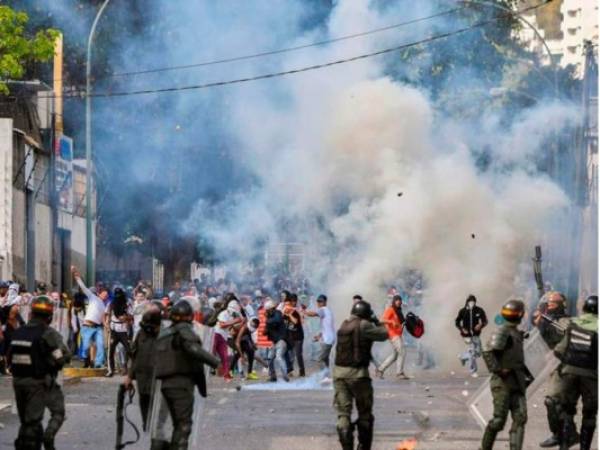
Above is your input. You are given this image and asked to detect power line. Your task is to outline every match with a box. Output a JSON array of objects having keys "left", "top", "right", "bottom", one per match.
[
  {"left": 31, "top": 1, "right": 550, "bottom": 101},
  {"left": 44, "top": 6, "right": 465, "bottom": 85},
  {"left": 99, "top": 6, "right": 466, "bottom": 79},
  {"left": 48, "top": 4, "right": 543, "bottom": 100}
]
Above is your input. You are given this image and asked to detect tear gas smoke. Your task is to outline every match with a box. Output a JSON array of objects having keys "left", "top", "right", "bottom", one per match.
[{"left": 31, "top": 0, "right": 581, "bottom": 365}]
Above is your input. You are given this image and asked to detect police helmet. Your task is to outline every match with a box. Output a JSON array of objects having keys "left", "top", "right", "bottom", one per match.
[
  {"left": 31, "top": 295, "right": 54, "bottom": 316},
  {"left": 351, "top": 300, "right": 373, "bottom": 319},
  {"left": 501, "top": 299, "right": 525, "bottom": 323},
  {"left": 583, "top": 295, "right": 598, "bottom": 315},
  {"left": 170, "top": 300, "right": 193, "bottom": 322}
]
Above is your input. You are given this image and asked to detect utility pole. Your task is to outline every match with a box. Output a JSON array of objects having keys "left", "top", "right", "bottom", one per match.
[{"left": 85, "top": 0, "right": 112, "bottom": 285}]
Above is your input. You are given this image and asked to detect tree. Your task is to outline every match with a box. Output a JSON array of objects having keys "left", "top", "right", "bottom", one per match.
[{"left": 0, "top": 5, "right": 58, "bottom": 94}]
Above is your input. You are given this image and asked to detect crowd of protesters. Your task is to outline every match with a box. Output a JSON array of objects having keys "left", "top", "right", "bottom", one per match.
[{"left": 0, "top": 265, "right": 434, "bottom": 382}]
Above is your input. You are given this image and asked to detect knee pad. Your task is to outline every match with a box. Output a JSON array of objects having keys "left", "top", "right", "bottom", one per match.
[
  {"left": 512, "top": 411, "right": 528, "bottom": 426},
  {"left": 488, "top": 416, "right": 507, "bottom": 432},
  {"left": 337, "top": 415, "right": 351, "bottom": 431}
]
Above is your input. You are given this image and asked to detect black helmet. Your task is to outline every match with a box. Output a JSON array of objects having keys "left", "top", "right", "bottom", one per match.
[
  {"left": 31, "top": 295, "right": 54, "bottom": 316},
  {"left": 170, "top": 300, "right": 193, "bottom": 322},
  {"left": 351, "top": 300, "right": 373, "bottom": 319},
  {"left": 501, "top": 299, "right": 525, "bottom": 323},
  {"left": 583, "top": 295, "right": 598, "bottom": 315},
  {"left": 142, "top": 304, "right": 163, "bottom": 328}
]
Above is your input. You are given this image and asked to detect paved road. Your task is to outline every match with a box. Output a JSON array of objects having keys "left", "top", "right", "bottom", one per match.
[{"left": 0, "top": 366, "right": 596, "bottom": 450}]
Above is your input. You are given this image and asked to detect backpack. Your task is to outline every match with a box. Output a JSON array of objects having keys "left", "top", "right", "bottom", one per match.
[{"left": 405, "top": 312, "right": 425, "bottom": 338}]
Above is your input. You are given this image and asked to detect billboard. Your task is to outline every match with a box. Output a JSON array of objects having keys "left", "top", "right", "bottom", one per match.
[{"left": 55, "top": 134, "right": 73, "bottom": 213}]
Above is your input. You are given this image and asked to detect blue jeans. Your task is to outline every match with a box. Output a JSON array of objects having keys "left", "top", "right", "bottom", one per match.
[
  {"left": 267, "top": 340, "right": 288, "bottom": 379},
  {"left": 80, "top": 325, "right": 105, "bottom": 367}
]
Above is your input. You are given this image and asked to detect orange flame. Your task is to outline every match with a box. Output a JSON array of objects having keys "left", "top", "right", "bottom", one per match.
[{"left": 396, "top": 438, "right": 418, "bottom": 450}]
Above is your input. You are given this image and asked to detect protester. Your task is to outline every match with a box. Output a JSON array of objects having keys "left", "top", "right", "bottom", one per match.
[
  {"left": 305, "top": 294, "right": 336, "bottom": 381},
  {"left": 264, "top": 299, "right": 289, "bottom": 382},
  {"left": 213, "top": 299, "right": 242, "bottom": 382},
  {"left": 283, "top": 294, "right": 305, "bottom": 377},
  {"left": 376, "top": 294, "right": 409, "bottom": 380},
  {"left": 105, "top": 288, "right": 133, "bottom": 377},
  {"left": 455, "top": 294, "right": 488, "bottom": 377},
  {"left": 72, "top": 266, "right": 106, "bottom": 369}
]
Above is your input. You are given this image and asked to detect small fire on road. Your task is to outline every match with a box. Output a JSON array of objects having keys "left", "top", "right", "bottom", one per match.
[{"left": 396, "top": 437, "right": 418, "bottom": 450}]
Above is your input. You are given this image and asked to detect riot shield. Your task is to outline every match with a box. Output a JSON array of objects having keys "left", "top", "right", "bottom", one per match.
[
  {"left": 148, "top": 323, "right": 214, "bottom": 447},
  {"left": 468, "top": 328, "right": 560, "bottom": 429}
]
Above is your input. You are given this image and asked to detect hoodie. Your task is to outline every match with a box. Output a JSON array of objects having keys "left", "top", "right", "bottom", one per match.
[{"left": 455, "top": 296, "right": 488, "bottom": 337}]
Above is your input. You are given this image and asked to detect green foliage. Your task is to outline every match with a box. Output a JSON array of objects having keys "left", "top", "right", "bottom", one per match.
[{"left": 0, "top": 5, "right": 59, "bottom": 94}]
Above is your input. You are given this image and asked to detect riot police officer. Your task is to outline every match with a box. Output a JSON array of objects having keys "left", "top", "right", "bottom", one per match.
[
  {"left": 8, "top": 295, "right": 71, "bottom": 450},
  {"left": 124, "top": 301, "right": 163, "bottom": 430},
  {"left": 481, "top": 299, "right": 532, "bottom": 450},
  {"left": 533, "top": 291, "right": 577, "bottom": 448},
  {"left": 333, "top": 300, "right": 388, "bottom": 450},
  {"left": 554, "top": 295, "right": 598, "bottom": 450},
  {"left": 154, "top": 300, "right": 220, "bottom": 449}
]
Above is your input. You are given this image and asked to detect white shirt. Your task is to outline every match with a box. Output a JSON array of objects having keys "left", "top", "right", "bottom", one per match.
[
  {"left": 107, "top": 302, "right": 133, "bottom": 333},
  {"left": 75, "top": 277, "right": 105, "bottom": 326},
  {"left": 243, "top": 303, "right": 256, "bottom": 319},
  {"left": 318, "top": 306, "right": 336, "bottom": 345},
  {"left": 214, "top": 310, "right": 231, "bottom": 339}
]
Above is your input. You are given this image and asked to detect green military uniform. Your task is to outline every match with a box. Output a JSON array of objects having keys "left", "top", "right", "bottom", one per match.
[
  {"left": 481, "top": 321, "right": 531, "bottom": 450},
  {"left": 154, "top": 321, "right": 220, "bottom": 450},
  {"left": 553, "top": 312, "right": 598, "bottom": 450},
  {"left": 9, "top": 317, "right": 71, "bottom": 450},
  {"left": 128, "top": 326, "right": 159, "bottom": 430},
  {"left": 333, "top": 314, "right": 388, "bottom": 450},
  {"left": 537, "top": 313, "right": 577, "bottom": 446}
]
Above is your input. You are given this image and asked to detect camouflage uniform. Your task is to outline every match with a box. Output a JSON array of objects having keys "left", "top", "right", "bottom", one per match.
[
  {"left": 537, "top": 313, "right": 576, "bottom": 446},
  {"left": 333, "top": 316, "right": 388, "bottom": 450},
  {"left": 554, "top": 312, "right": 598, "bottom": 450},
  {"left": 481, "top": 321, "right": 531, "bottom": 450}
]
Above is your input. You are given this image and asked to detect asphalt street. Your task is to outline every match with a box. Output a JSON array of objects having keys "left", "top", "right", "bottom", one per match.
[{"left": 0, "top": 364, "right": 597, "bottom": 450}]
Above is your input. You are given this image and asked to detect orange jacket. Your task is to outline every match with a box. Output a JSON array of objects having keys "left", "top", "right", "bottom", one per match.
[
  {"left": 256, "top": 308, "right": 273, "bottom": 348},
  {"left": 382, "top": 306, "right": 404, "bottom": 338}
]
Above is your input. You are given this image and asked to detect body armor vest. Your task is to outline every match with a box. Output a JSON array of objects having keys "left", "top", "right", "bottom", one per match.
[
  {"left": 560, "top": 323, "right": 597, "bottom": 370},
  {"left": 154, "top": 328, "right": 195, "bottom": 379},
  {"left": 10, "top": 324, "right": 52, "bottom": 378},
  {"left": 335, "top": 317, "right": 371, "bottom": 368},
  {"left": 499, "top": 327, "right": 525, "bottom": 370}
]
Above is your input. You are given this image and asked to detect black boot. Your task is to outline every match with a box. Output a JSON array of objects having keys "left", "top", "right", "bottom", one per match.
[
  {"left": 481, "top": 426, "right": 498, "bottom": 450},
  {"left": 509, "top": 427, "right": 525, "bottom": 450},
  {"left": 150, "top": 439, "right": 170, "bottom": 450},
  {"left": 337, "top": 426, "right": 354, "bottom": 450},
  {"left": 558, "top": 418, "right": 577, "bottom": 450},
  {"left": 42, "top": 437, "right": 55, "bottom": 450},
  {"left": 580, "top": 425, "right": 596, "bottom": 450},
  {"left": 356, "top": 419, "right": 374, "bottom": 450}
]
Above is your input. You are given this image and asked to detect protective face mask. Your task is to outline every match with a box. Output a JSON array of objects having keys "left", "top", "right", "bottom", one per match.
[{"left": 467, "top": 301, "right": 476, "bottom": 309}]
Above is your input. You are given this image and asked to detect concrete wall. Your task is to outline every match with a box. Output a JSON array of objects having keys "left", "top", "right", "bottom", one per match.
[{"left": 0, "top": 119, "right": 12, "bottom": 281}]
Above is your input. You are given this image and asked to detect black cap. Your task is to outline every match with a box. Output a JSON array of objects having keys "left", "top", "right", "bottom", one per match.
[{"left": 317, "top": 294, "right": 327, "bottom": 303}]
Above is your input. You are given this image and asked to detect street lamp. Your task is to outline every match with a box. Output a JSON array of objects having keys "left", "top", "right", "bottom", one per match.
[
  {"left": 459, "top": 0, "right": 558, "bottom": 96},
  {"left": 85, "top": 0, "right": 111, "bottom": 285}
]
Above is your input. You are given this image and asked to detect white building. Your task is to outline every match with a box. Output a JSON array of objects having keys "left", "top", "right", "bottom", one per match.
[
  {"left": 520, "top": 0, "right": 599, "bottom": 78},
  {"left": 0, "top": 81, "right": 96, "bottom": 291}
]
